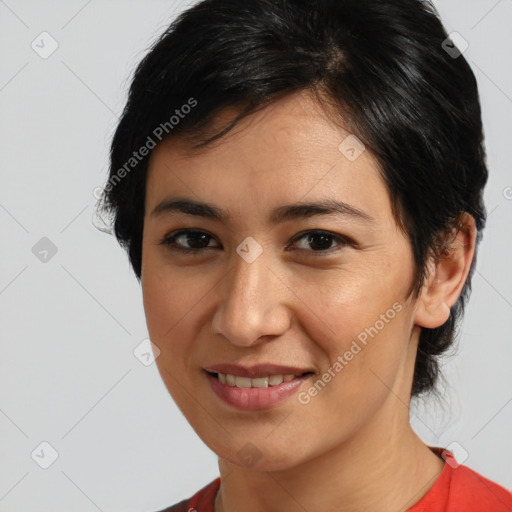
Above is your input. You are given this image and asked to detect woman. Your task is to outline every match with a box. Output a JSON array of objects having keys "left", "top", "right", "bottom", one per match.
[{"left": 98, "top": 0, "right": 512, "bottom": 510}]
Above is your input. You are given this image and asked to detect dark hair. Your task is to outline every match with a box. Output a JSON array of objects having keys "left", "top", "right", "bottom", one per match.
[{"left": 98, "top": 0, "right": 488, "bottom": 397}]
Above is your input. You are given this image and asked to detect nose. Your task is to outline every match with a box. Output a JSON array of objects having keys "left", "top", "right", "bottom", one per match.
[{"left": 211, "top": 248, "right": 292, "bottom": 347}]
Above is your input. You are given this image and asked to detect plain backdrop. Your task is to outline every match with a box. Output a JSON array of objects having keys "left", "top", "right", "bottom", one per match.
[{"left": 0, "top": 0, "right": 511, "bottom": 510}]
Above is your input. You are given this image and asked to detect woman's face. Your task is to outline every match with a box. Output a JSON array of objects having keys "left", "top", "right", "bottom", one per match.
[{"left": 141, "top": 90, "right": 422, "bottom": 470}]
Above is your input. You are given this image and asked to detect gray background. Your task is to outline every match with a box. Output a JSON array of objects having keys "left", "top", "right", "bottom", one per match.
[{"left": 0, "top": 0, "right": 511, "bottom": 510}]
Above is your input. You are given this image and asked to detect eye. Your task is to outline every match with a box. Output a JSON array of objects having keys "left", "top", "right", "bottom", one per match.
[
  {"left": 288, "top": 230, "right": 352, "bottom": 256},
  {"left": 159, "top": 229, "right": 220, "bottom": 254},
  {"left": 160, "top": 228, "right": 352, "bottom": 256}
]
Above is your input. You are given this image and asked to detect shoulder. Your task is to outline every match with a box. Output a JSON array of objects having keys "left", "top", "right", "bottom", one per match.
[
  {"left": 409, "top": 449, "right": 512, "bottom": 512},
  {"left": 153, "top": 477, "right": 221, "bottom": 512},
  {"left": 447, "top": 463, "right": 512, "bottom": 511}
]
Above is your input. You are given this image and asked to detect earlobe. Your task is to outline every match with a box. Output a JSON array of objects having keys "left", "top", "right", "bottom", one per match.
[{"left": 414, "top": 213, "right": 477, "bottom": 329}]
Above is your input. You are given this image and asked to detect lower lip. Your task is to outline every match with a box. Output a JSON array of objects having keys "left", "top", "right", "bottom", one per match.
[{"left": 205, "top": 371, "right": 312, "bottom": 411}]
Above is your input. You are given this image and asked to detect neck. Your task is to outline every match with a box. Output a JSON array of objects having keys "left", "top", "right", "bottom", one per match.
[{"left": 214, "top": 399, "right": 444, "bottom": 512}]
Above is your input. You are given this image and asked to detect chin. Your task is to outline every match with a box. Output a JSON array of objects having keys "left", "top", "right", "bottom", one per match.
[{"left": 203, "top": 433, "right": 312, "bottom": 472}]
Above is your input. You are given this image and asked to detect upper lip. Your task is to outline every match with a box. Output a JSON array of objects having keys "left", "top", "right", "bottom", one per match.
[{"left": 204, "top": 363, "right": 314, "bottom": 379}]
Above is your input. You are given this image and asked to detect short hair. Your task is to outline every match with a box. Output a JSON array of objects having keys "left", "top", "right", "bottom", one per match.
[{"left": 98, "top": 0, "right": 488, "bottom": 397}]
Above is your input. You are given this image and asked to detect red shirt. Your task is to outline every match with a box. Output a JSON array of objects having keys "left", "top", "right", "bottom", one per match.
[{"left": 159, "top": 450, "right": 512, "bottom": 511}]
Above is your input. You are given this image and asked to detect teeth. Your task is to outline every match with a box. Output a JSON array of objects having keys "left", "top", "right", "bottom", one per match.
[
  {"left": 235, "top": 376, "right": 252, "bottom": 388},
  {"left": 216, "top": 373, "right": 303, "bottom": 387},
  {"left": 251, "top": 377, "right": 269, "bottom": 388},
  {"left": 269, "top": 375, "right": 283, "bottom": 386}
]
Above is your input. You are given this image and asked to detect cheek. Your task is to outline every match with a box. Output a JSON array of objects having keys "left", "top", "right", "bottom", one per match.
[
  {"left": 141, "top": 259, "right": 219, "bottom": 390},
  {"left": 292, "top": 262, "right": 408, "bottom": 336},
  {"left": 142, "top": 274, "right": 175, "bottom": 341},
  {"left": 142, "top": 257, "right": 205, "bottom": 340},
  {"left": 290, "top": 264, "right": 412, "bottom": 389},
  {"left": 141, "top": 267, "right": 204, "bottom": 405}
]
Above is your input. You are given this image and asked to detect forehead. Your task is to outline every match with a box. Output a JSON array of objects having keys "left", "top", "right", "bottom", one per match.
[
  {"left": 152, "top": 91, "right": 352, "bottom": 161},
  {"left": 144, "top": 90, "right": 394, "bottom": 228}
]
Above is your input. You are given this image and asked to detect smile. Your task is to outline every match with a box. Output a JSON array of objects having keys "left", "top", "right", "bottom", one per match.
[{"left": 204, "top": 367, "right": 315, "bottom": 410}]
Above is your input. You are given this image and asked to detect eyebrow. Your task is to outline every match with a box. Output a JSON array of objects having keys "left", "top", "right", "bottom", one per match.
[{"left": 150, "top": 197, "right": 374, "bottom": 224}]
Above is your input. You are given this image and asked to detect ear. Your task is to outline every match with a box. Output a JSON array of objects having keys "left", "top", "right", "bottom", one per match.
[{"left": 414, "top": 213, "right": 477, "bottom": 329}]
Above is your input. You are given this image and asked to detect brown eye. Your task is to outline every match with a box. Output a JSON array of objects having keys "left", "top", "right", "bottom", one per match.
[
  {"left": 290, "top": 230, "right": 352, "bottom": 255},
  {"left": 160, "top": 229, "right": 220, "bottom": 253}
]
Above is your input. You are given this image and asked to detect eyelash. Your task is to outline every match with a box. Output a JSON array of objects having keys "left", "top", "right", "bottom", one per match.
[{"left": 159, "top": 229, "right": 353, "bottom": 257}]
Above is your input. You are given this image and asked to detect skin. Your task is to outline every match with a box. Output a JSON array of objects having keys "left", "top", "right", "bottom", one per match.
[{"left": 141, "top": 90, "right": 476, "bottom": 512}]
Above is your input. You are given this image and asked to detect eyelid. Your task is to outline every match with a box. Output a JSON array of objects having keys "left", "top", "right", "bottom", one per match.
[
  {"left": 287, "top": 230, "right": 353, "bottom": 254},
  {"left": 159, "top": 228, "right": 353, "bottom": 255},
  {"left": 159, "top": 228, "right": 221, "bottom": 253}
]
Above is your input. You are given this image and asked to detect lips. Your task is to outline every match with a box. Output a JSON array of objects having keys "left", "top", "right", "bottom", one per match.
[{"left": 203, "top": 363, "right": 316, "bottom": 410}]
